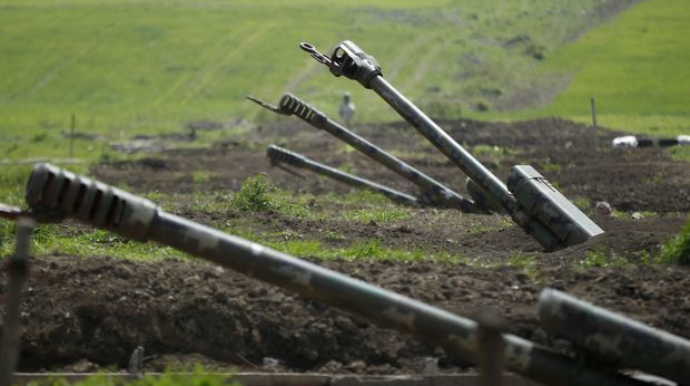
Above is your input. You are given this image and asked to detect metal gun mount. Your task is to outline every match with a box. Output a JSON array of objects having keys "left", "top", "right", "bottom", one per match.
[
  {"left": 248, "top": 93, "right": 484, "bottom": 213},
  {"left": 301, "top": 40, "right": 604, "bottom": 251},
  {"left": 21, "top": 163, "right": 647, "bottom": 386}
]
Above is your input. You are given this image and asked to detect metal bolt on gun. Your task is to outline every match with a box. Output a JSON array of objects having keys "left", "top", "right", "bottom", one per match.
[
  {"left": 22, "top": 163, "right": 647, "bottom": 386},
  {"left": 248, "top": 93, "right": 484, "bottom": 213},
  {"left": 299, "top": 41, "right": 604, "bottom": 251},
  {"left": 266, "top": 144, "right": 420, "bottom": 207}
]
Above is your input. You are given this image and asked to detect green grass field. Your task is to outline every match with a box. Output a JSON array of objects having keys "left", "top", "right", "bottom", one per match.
[
  {"left": 520, "top": 0, "right": 690, "bottom": 137},
  {"left": 0, "top": 0, "right": 644, "bottom": 161}
]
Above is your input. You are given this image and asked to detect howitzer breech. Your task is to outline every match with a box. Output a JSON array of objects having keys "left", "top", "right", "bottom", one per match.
[
  {"left": 539, "top": 288, "right": 690, "bottom": 384},
  {"left": 267, "top": 145, "right": 419, "bottom": 207},
  {"left": 23, "top": 164, "right": 647, "bottom": 386}
]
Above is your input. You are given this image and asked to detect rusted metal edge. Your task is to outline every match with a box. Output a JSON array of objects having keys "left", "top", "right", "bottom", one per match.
[{"left": 10, "top": 372, "right": 539, "bottom": 386}]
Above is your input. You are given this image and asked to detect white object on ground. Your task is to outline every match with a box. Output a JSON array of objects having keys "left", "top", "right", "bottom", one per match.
[{"left": 612, "top": 135, "right": 638, "bottom": 148}]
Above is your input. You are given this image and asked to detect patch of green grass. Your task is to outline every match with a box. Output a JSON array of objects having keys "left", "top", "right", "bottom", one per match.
[
  {"left": 339, "top": 208, "right": 410, "bottom": 224},
  {"left": 506, "top": 252, "right": 536, "bottom": 270},
  {"left": 264, "top": 235, "right": 467, "bottom": 263},
  {"left": 466, "top": 218, "right": 513, "bottom": 235},
  {"left": 658, "top": 217, "right": 690, "bottom": 265},
  {"left": 0, "top": 0, "right": 639, "bottom": 161},
  {"left": 511, "top": 0, "right": 690, "bottom": 136},
  {"left": 575, "top": 249, "right": 630, "bottom": 269},
  {"left": 28, "top": 366, "right": 239, "bottom": 386},
  {"left": 192, "top": 171, "right": 212, "bottom": 184},
  {"left": 540, "top": 162, "right": 562, "bottom": 173},
  {"left": 231, "top": 174, "right": 273, "bottom": 212},
  {"left": 472, "top": 144, "right": 516, "bottom": 166},
  {"left": 325, "top": 190, "right": 391, "bottom": 206},
  {"left": 670, "top": 146, "right": 690, "bottom": 163},
  {"left": 0, "top": 224, "right": 188, "bottom": 261}
]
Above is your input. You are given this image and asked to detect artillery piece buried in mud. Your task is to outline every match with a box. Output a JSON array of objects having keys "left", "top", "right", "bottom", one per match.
[
  {"left": 9, "top": 163, "right": 652, "bottom": 386},
  {"left": 266, "top": 144, "right": 420, "bottom": 207},
  {"left": 299, "top": 40, "right": 604, "bottom": 251},
  {"left": 248, "top": 93, "right": 484, "bottom": 213}
]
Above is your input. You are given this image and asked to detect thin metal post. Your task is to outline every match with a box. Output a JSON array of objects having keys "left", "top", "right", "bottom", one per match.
[
  {"left": 69, "top": 114, "right": 75, "bottom": 159},
  {"left": 0, "top": 217, "right": 35, "bottom": 386},
  {"left": 590, "top": 97, "right": 599, "bottom": 152},
  {"left": 474, "top": 309, "right": 505, "bottom": 386}
]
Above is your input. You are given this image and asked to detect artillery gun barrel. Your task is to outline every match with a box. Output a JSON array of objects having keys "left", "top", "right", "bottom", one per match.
[
  {"left": 299, "top": 41, "right": 604, "bottom": 251},
  {"left": 539, "top": 288, "right": 690, "bottom": 384},
  {"left": 266, "top": 144, "right": 419, "bottom": 207},
  {"left": 248, "top": 93, "right": 482, "bottom": 213},
  {"left": 23, "top": 163, "right": 648, "bottom": 386}
]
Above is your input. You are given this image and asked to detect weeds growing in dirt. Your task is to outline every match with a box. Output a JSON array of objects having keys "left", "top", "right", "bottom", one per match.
[
  {"left": 658, "top": 218, "right": 690, "bottom": 265},
  {"left": 232, "top": 174, "right": 273, "bottom": 212},
  {"left": 576, "top": 249, "right": 630, "bottom": 269},
  {"left": 27, "top": 366, "right": 239, "bottom": 386}
]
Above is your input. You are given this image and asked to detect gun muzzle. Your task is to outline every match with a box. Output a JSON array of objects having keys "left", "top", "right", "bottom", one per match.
[{"left": 539, "top": 289, "right": 690, "bottom": 385}]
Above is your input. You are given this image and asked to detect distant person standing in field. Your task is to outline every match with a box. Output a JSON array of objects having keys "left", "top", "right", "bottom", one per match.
[{"left": 339, "top": 92, "right": 356, "bottom": 127}]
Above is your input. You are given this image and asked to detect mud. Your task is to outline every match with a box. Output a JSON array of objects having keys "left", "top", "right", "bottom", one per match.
[{"left": 2, "top": 117, "right": 689, "bottom": 374}]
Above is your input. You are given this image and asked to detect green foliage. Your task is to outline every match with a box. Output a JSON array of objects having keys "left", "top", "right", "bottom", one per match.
[
  {"left": 0, "top": 0, "right": 650, "bottom": 162},
  {"left": 344, "top": 239, "right": 385, "bottom": 259},
  {"left": 658, "top": 218, "right": 690, "bottom": 265},
  {"left": 506, "top": 252, "right": 536, "bottom": 270},
  {"left": 339, "top": 208, "right": 410, "bottom": 223},
  {"left": 191, "top": 171, "right": 212, "bottom": 184},
  {"left": 231, "top": 174, "right": 272, "bottom": 212},
  {"left": 670, "top": 146, "right": 690, "bottom": 163},
  {"left": 531, "top": 0, "right": 690, "bottom": 136},
  {"left": 576, "top": 249, "right": 630, "bottom": 269},
  {"left": 27, "top": 366, "right": 239, "bottom": 386},
  {"left": 540, "top": 162, "right": 562, "bottom": 173}
]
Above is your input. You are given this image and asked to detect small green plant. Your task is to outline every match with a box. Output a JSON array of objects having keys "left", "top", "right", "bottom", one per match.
[
  {"left": 231, "top": 174, "right": 272, "bottom": 212},
  {"left": 344, "top": 238, "right": 385, "bottom": 259},
  {"left": 576, "top": 249, "right": 629, "bottom": 269},
  {"left": 658, "top": 218, "right": 690, "bottom": 265}
]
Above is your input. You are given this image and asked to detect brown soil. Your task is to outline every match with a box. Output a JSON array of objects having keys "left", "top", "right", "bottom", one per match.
[{"left": 2, "top": 117, "right": 690, "bottom": 374}]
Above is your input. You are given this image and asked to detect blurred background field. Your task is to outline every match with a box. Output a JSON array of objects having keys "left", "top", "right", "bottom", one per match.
[{"left": 1, "top": 0, "right": 687, "bottom": 161}]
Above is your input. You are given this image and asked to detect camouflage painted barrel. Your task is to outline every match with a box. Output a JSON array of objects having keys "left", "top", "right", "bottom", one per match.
[
  {"left": 266, "top": 144, "right": 419, "bottom": 206},
  {"left": 23, "top": 163, "right": 647, "bottom": 386},
  {"left": 539, "top": 288, "right": 690, "bottom": 384},
  {"left": 249, "top": 93, "right": 481, "bottom": 212}
]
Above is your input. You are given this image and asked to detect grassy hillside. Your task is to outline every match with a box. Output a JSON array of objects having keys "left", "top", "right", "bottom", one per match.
[
  {"left": 529, "top": 0, "right": 690, "bottom": 136},
  {"left": 0, "top": 0, "right": 632, "bottom": 160}
]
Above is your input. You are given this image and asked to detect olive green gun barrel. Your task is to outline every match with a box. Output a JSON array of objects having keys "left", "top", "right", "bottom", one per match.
[
  {"left": 539, "top": 288, "right": 690, "bottom": 384},
  {"left": 266, "top": 144, "right": 419, "bottom": 207},
  {"left": 300, "top": 41, "right": 604, "bottom": 251},
  {"left": 248, "top": 93, "right": 482, "bottom": 213},
  {"left": 23, "top": 164, "right": 649, "bottom": 386}
]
